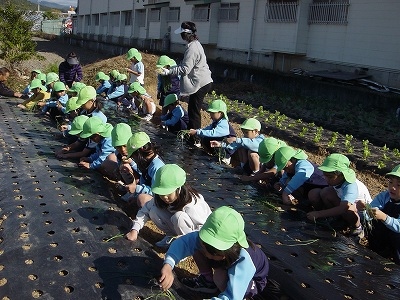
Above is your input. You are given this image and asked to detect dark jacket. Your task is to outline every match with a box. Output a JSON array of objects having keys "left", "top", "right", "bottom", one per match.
[
  {"left": 58, "top": 61, "right": 83, "bottom": 87},
  {"left": 0, "top": 81, "right": 15, "bottom": 97}
]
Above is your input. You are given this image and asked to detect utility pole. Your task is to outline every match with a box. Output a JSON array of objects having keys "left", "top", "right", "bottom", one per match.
[{"left": 37, "top": 0, "right": 41, "bottom": 12}]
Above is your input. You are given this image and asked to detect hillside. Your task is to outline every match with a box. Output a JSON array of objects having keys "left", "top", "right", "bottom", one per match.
[{"left": 0, "top": 0, "right": 56, "bottom": 11}]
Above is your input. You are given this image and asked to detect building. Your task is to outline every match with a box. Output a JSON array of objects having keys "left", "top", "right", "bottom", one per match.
[{"left": 75, "top": 0, "right": 400, "bottom": 88}]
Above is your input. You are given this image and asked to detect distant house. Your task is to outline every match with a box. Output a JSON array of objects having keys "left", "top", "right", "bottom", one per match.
[{"left": 74, "top": 0, "right": 400, "bottom": 87}]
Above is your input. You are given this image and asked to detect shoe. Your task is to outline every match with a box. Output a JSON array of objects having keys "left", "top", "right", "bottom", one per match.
[
  {"left": 121, "top": 192, "right": 134, "bottom": 202},
  {"left": 350, "top": 225, "right": 364, "bottom": 237},
  {"left": 194, "top": 142, "right": 202, "bottom": 148},
  {"left": 155, "top": 236, "right": 177, "bottom": 248},
  {"left": 181, "top": 274, "right": 218, "bottom": 294},
  {"left": 221, "top": 157, "right": 231, "bottom": 165},
  {"left": 142, "top": 114, "right": 153, "bottom": 121}
]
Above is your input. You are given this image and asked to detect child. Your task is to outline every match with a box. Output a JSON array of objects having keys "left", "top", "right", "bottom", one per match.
[
  {"left": 156, "top": 55, "right": 180, "bottom": 107},
  {"left": 121, "top": 132, "right": 164, "bottom": 208},
  {"left": 37, "top": 73, "right": 47, "bottom": 88},
  {"left": 357, "top": 164, "right": 400, "bottom": 264},
  {"left": 125, "top": 164, "right": 212, "bottom": 248},
  {"left": 274, "top": 146, "right": 328, "bottom": 206},
  {"left": 17, "top": 79, "right": 50, "bottom": 110},
  {"left": 127, "top": 82, "right": 156, "bottom": 121},
  {"left": 160, "top": 94, "right": 189, "bottom": 133},
  {"left": 188, "top": 99, "right": 236, "bottom": 155},
  {"left": 68, "top": 82, "right": 86, "bottom": 97},
  {"left": 126, "top": 48, "right": 144, "bottom": 85},
  {"left": 210, "top": 118, "right": 265, "bottom": 175},
  {"left": 78, "top": 116, "right": 116, "bottom": 174},
  {"left": 159, "top": 206, "right": 269, "bottom": 299},
  {"left": 22, "top": 69, "right": 41, "bottom": 97},
  {"left": 307, "top": 153, "right": 372, "bottom": 235},
  {"left": 241, "top": 137, "right": 287, "bottom": 185},
  {"left": 95, "top": 71, "right": 111, "bottom": 96},
  {"left": 75, "top": 86, "right": 107, "bottom": 123},
  {"left": 55, "top": 115, "right": 96, "bottom": 160},
  {"left": 0, "top": 67, "right": 23, "bottom": 98},
  {"left": 45, "top": 72, "right": 60, "bottom": 95},
  {"left": 108, "top": 69, "right": 120, "bottom": 94},
  {"left": 105, "top": 73, "right": 128, "bottom": 102},
  {"left": 40, "top": 81, "right": 69, "bottom": 116}
]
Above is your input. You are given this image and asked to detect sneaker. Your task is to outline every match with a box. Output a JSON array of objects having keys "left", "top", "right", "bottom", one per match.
[
  {"left": 155, "top": 235, "right": 177, "bottom": 248},
  {"left": 142, "top": 114, "right": 153, "bottom": 121},
  {"left": 221, "top": 157, "right": 231, "bottom": 165},
  {"left": 350, "top": 225, "right": 364, "bottom": 237},
  {"left": 120, "top": 192, "right": 134, "bottom": 202},
  {"left": 181, "top": 275, "right": 218, "bottom": 294}
]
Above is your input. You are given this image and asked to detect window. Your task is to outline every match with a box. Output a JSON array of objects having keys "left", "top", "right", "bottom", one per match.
[
  {"left": 308, "top": 0, "right": 350, "bottom": 24},
  {"left": 149, "top": 8, "right": 160, "bottom": 22},
  {"left": 167, "top": 7, "right": 180, "bottom": 22},
  {"left": 86, "top": 15, "right": 91, "bottom": 26},
  {"left": 136, "top": 9, "right": 146, "bottom": 27},
  {"left": 93, "top": 14, "right": 99, "bottom": 26},
  {"left": 110, "top": 12, "right": 119, "bottom": 27},
  {"left": 265, "top": 0, "right": 298, "bottom": 23},
  {"left": 219, "top": 3, "right": 239, "bottom": 22},
  {"left": 100, "top": 13, "right": 108, "bottom": 27},
  {"left": 123, "top": 11, "right": 132, "bottom": 26},
  {"left": 193, "top": 4, "right": 210, "bottom": 22}
]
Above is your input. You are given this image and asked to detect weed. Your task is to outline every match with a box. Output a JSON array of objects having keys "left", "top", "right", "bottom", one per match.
[{"left": 328, "top": 132, "right": 338, "bottom": 148}]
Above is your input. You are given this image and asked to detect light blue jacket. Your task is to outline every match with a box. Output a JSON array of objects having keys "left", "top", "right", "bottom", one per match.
[
  {"left": 225, "top": 134, "right": 265, "bottom": 152},
  {"left": 161, "top": 105, "right": 185, "bottom": 126},
  {"left": 88, "top": 136, "right": 115, "bottom": 169},
  {"left": 107, "top": 84, "right": 125, "bottom": 100},
  {"left": 279, "top": 159, "right": 314, "bottom": 194},
  {"left": 135, "top": 155, "right": 164, "bottom": 195},
  {"left": 97, "top": 80, "right": 111, "bottom": 95},
  {"left": 196, "top": 118, "right": 230, "bottom": 138},
  {"left": 367, "top": 190, "right": 400, "bottom": 233}
]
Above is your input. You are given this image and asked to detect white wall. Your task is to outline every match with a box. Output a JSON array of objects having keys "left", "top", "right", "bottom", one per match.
[{"left": 306, "top": 0, "right": 400, "bottom": 70}]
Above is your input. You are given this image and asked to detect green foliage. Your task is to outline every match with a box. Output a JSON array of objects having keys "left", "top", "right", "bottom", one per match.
[
  {"left": 44, "top": 62, "right": 59, "bottom": 73},
  {"left": 328, "top": 132, "right": 338, "bottom": 148},
  {"left": 362, "top": 140, "right": 371, "bottom": 160},
  {"left": 43, "top": 10, "right": 60, "bottom": 20},
  {"left": 0, "top": 2, "right": 39, "bottom": 64}
]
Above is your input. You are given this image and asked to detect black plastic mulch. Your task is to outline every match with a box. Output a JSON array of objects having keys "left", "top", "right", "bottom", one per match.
[{"left": 0, "top": 99, "right": 399, "bottom": 300}]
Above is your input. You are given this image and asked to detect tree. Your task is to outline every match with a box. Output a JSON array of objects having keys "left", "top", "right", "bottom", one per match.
[{"left": 0, "top": 1, "right": 40, "bottom": 65}]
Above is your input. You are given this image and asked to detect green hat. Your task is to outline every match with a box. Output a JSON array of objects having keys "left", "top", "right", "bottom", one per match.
[
  {"left": 37, "top": 73, "right": 47, "bottom": 82},
  {"left": 46, "top": 72, "right": 59, "bottom": 85},
  {"left": 116, "top": 73, "right": 127, "bottom": 81},
  {"left": 199, "top": 206, "right": 248, "bottom": 250},
  {"left": 319, "top": 153, "right": 356, "bottom": 183},
  {"left": 127, "top": 132, "right": 151, "bottom": 157},
  {"left": 68, "top": 82, "right": 86, "bottom": 94},
  {"left": 240, "top": 118, "right": 261, "bottom": 131},
  {"left": 30, "top": 79, "right": 47, "bottom": 91},
  {"left": 53, "top": 81, "right": 66, "bottom": 92},
  {"left": 111, "top": 123, "right": 132, "bottom": 147},
  {"left": 80, "top": 116, "right": 113, "bottom": 139},
  {"left": 207, "top": 99, "right": 228, "bottom": 120},
  {"left": 128, "top": 82, "right": 146, "bottom": 95},
  {"left": 95, "top": 71, "right": 110, "bottom": 81},
  {"left": 32, "top": 69, "right": 41, "bottom": 74},
  {"left": 126, "top": 48, "right": 142, "bottom": 61},
  {"left": 156, "top": 55, "right": 175, "bottom": 68},
  {"left": 163, "top": 94, "right": 178, "bottom": 107},
  {"left": 275, "top": 146, "right": 308, "bottom": 172},
  {"left": 151, "top": 164, "right": 186, "bottom": 195},
  {"left": 258, "top": 137, "right": 287, "bottom": 163},
  {"left": 109, "top": 70, "right": 120, "bottom": 78},
  {"left": 76, "top": 86, "right": 96, "bottom": 107},
  {"left": 68, "top": 115, "right": 89, "bottom": 135},
  {"left": 65, "top": 96, "right": 79, "bottom": 113},
  {"left": 386, "top": 164, "right": 400, "bottom": 178}
]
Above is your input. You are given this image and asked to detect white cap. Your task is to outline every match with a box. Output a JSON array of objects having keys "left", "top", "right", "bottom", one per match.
[{"left": 174, "top": 27, "right": 193, "bottom": 34}]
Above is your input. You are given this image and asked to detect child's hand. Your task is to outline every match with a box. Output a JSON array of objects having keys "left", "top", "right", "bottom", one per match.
[
  {"left": 125, "top": 229, "right": 138, "bottom": 241},
  {"left": 59, "top": 124, "right": 68, "bottom": 132},
  {"left": 307, "top": 211, "right": 320, "bottom": 221},
  {"left": 159, "top": 264, "right": 174, "bottom": 291},
  {"left": 371, "top": 208, "right": 387, "bottom": 221},
  {"left": 355, "top": 200, "right": 366, "bottom": 211},
  {"left": 189, "top": 129, "right": 197, "bottom": 136},
  {"left": 210, "top": 140, "right": 221, "bottom": 148},
  {"left": 78, "top": 161, "right": 90, "bottom": 169},
  {"left": 80, "top": 157, "right": 90, "bottom": 163},
  {"left": 126, "top": 182, "right": 137, "bottom": 194}
]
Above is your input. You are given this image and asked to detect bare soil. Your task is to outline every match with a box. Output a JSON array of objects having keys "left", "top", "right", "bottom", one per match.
[{"left": 3, "top": 36, "right": 388, "bottom": 278}]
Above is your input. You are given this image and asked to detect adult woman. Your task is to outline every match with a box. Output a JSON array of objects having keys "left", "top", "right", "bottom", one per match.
[
  {"left": 58, "top": 52, "right": 83, "bottom": 88},
  {"left": 158, "top": 21, "right": 213, "bottom": 131}
]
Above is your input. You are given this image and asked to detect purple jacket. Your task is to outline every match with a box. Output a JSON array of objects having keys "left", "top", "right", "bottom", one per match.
[{"left": 58, "top": 61, "right": 83, "bottom": 87}]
